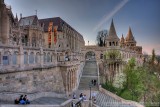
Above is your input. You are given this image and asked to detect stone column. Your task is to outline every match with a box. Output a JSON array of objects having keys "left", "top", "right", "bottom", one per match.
[
  {"left": 9, "top": 54, "right": 12, "bottom": 66},
  {"left": 68, "top": 71, "right": 70, "bottom": 92},
  {"left": 40, "top": 47, "right": 43, "bottom": 67},
  {"left": 71, "top": 71, "right": 73, "bottom": 91},
  {"left": 18, "top": 46, "right": 24, "bottom": 68}
]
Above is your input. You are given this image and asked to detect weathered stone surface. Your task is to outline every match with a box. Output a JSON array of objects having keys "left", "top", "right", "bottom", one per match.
[{"left": 0, "top": 67, "right": 65, "bottom": 93}]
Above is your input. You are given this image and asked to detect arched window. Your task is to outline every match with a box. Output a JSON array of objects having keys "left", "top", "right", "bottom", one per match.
[
  {"left": 43, "top": 52, "right": 47, "bottom": 63},
  {"left": 29, "top": 52, "right": 34, "bottom": 64},
  {"left": 12, "top": 51, "right": 18, "bottom": 65},
  {"left": 24, "top": 52, "right": 28, "bottom": 64},
  {"left": 47, "top": 53, "right": 50, "bottom": 62},
  {"left": 3, "top": 51, "right": 10, "bottom": 65},
  {"left": 35, "top": 52, "right": 40, "bottom": 63}
]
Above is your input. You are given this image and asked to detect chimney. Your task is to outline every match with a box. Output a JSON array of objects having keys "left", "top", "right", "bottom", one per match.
[{"left": 20, "top": 13, "right": 22, "bottom": 19}]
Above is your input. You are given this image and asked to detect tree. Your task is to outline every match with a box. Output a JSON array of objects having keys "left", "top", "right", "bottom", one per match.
[
  {"left": 96, "top": 30, "right": 108, "bottom": 47},
  {"left": 123, "top": 58, "right": 145, "bottom": 101},
  {"left": 151, "top": 49, "right": 156, "bottom": 65}
]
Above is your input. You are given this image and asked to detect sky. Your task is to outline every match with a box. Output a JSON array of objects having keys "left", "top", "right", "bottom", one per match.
[{"left": 5, "top": 0, "right": 160, "bottom": 55}]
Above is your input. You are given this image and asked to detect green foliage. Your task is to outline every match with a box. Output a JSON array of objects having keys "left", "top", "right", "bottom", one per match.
[
  {"left": 104, "top": 50, "right": 121, "bottom": 60},
  {"left": 102, "top": 52, "right": 160, "bottom": 106},
  {"left": 102, "top": 82, "right": 122, "bottom": 95},
  {"left": 120, "top": 89, "right": 138, "bottom": 101}
]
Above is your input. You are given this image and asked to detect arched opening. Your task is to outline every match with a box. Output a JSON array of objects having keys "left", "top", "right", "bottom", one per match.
[
  {"left": 3, "top": 51, "right": 10, "bottom": 65},
  {"left": 85, "top": 51, "right": 96, "bottom": 60},
  {"left": 47, "top": 53, "right": 51, "bottom": 62},
  {"left": 12, "top": 51, "right": 18, "bottom": 65},
  {"left": 35, "top": 52, "right": 40, "bottom": 63},
  {"left": 43, "top": 52, "right": 47, "bottom": 63},
  {"left": 24, "top": 52, "right": 28, "bottom": 64},
  {"left": 29, "top": 52, "right": 34, "bottom": 64}
]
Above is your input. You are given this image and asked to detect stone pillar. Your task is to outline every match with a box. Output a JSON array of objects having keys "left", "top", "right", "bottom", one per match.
[
  {"left": 71, "top": 71, "right": 73, "bottom": 91},
  {"left": 9, "top": 54, "right": 12, "bottom": 66},
  {"left": 40, "top": 47, "right": 43, "bottom": 67},
  {"left": 18, "top": 46, "right": 24, "bottom": 68},
  {"left": 68, "top": 71, "right": 70, "bottom": 92}
]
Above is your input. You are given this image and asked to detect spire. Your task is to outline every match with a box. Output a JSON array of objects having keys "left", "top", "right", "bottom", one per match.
[
  {"left": 125, "top": 27, "right": 136, "bottom": 42},
  {"left": 106, "top": 19, "right": 119, "bottom": 40},
  {"left": 120, "top": 34, "right": 125, "bottom": 43}
]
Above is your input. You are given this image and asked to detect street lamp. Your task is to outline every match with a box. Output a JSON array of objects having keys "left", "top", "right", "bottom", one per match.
[{"left": 89, "top": 86, "right": 91, "bottom": 100}]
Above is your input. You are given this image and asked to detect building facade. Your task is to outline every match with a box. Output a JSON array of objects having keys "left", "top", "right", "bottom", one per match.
[
  {"left": 0, "top": 0, "right": 143, "bottom": 101},
  {"left": 0, "top": 0, "right": 85, "bottom": 101}
]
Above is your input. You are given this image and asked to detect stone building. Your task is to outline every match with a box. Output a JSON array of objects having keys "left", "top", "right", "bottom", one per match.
[
  {"left": 81, "top": 20, "right": 143, "bottom": 87},
  {"left": 0, "top": 0, "right": 143, "bottom": 101},
  {"left": 0, "top": 0, "right": 85, "bottom": 101}
]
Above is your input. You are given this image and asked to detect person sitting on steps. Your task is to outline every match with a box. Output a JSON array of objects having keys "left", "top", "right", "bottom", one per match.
[{"left": 23, "top": 95, "right": 30, "bottom": 104}]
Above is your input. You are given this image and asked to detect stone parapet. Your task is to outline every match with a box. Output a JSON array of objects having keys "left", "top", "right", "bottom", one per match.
[
  {"left": 0, "top": 92, "right": 66, "bottom": 102},
  {"left": 99, "top": 86, "right": 144, "bottom": 107}
]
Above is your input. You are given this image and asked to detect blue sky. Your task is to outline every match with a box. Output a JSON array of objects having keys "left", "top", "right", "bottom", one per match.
[{"left": 5, "top": 0, "right": 160, "bottom": 55}]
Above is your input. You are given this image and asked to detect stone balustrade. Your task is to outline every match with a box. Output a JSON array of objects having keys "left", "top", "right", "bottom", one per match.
[
  {"left": 99, "top": 86, "right": 144, "bottom": 107},
  {"left": 0, "top": 45, "right": 83, "bottom": 73}
]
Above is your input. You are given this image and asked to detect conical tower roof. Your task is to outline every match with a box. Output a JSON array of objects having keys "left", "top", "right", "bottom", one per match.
[
  {"left": 120, "top": 34, "right": 125, "bottom": 43},
  {"left": 125, "top": 27, "right": 136, "bottom": 42},
  {"left": 106, "top": 19, "right": 119, "bottom": 40}
]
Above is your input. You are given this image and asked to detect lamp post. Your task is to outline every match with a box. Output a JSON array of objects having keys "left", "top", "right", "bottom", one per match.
[{"left": 89, "top": 86, "right": 91, "bottom": 100}]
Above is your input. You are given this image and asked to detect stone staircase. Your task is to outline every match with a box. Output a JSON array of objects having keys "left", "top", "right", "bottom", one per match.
[
  {"left": 96, "top": 92, "right": 136, "bottom": 107},
  {"left": 77, "top": 60, "right": 138, "bottom": 107},
  {"left": 78, "top": 60, "right": 98, "bottom": 91}
]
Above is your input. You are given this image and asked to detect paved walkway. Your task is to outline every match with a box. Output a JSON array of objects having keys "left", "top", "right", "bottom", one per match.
[{"left": 0, "top": 97, "right": 68, "bottom": 105}]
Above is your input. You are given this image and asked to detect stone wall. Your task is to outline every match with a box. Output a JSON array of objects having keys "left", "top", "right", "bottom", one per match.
[{"left": 0, "top": 66, "right": 65, "bottom": 94}]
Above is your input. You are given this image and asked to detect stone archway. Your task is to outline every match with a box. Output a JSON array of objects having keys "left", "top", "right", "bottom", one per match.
[{"left": 85, "top": 51, "right": 96, "bottom": 60}]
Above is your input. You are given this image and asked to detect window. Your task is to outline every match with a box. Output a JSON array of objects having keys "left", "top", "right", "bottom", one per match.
[
  {"left": 24, "top": 52, "right": 28, "bottom": 64},
  {"left": 29, "top": 52, "right": 34, "bottom": 64},
  {"left": 3, "top": 52, "right": 9, "bottom": 65}
]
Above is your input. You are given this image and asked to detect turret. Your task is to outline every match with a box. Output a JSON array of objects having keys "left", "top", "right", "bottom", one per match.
[
  {"left": 125, "top": 27, "right": 136, "bottom": 47},
  {"left": 105, "top": 19, "right": 120, "bottom": 47}
]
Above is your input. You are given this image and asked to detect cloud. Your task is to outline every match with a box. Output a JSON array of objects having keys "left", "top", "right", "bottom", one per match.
[{"left": 93, "top": 0, "right": 130, "bottom": 32}]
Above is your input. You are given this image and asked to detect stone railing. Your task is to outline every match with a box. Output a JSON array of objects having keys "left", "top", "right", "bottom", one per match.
[
  {"left": 57, "top": 60, "right": 80, "bottom": 66},
  {"left": 0, "top": 45, "right": 83, "bottom": 73},
  {"left": 99, "top": 86, "right": 144, "bottom": 107}
]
